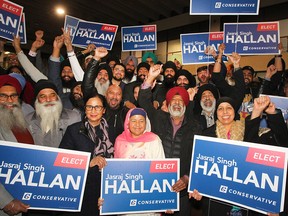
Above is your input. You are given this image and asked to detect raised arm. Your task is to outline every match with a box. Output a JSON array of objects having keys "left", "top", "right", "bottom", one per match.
[{"left": 12, "top": 35, "right": 47, "bottom": 82}]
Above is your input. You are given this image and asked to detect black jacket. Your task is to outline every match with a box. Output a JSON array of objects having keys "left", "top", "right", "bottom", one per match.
[{"left": 59, "top": 121, "right": 102, "bottom": 216}]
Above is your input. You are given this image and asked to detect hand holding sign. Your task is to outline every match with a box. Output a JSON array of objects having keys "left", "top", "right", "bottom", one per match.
[
  {"left": 188, "top": 189, "right": 203, "bottom": 201},
  {"left": 12, "top": 35, "right": 21, "bottom": 54},
  {"left": 90, "top": 155, "right": 107, "bottom": 169},
  {"left": 228, "top": 52, "right": 241, "bottom": 68},
  {"left": 172, "top": 175, "right": 188, "bottom": 192},
  {"left": 62, "top": 28, "right": 73, "bottom": 52},
  {"left": 3, "top": 199, "right": 29, "bottom": 215}
]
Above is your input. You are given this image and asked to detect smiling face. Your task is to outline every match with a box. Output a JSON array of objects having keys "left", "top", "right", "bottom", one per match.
[
  {"left": 168, "top": 94, "right": 186, "bottom": 118},
  {"left": 128, "top": 114, "right": 146, "bottom": 138},
  {"left": 106, "top": 85, "right": 122, "bottom": 109},
  {"left": 85, "top": 96, "right": 105, "bottom": 127},
  {"left": 216, "top": 102, "right": 235, "bottom": 126}
]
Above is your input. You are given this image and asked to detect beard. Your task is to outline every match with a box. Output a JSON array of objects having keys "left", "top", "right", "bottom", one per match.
[
  {"left": 136, "top": 74, "right": 146, "bottom": 82},
  {"left": 201, "top": 99, "right": 216, "bottom": 113},
  {"left": 125, "top": 70, "right": 134, "bottom": 81},
  {"left": 35, "top": 98, "right": 63, "bottom": 134},
  {"left": 0, "top": 102, "right": 27, "bottom": 132},
  {"left": 62, "top": 77, "right": 76, "bottom": 89},
  {"left": 70, "top": 93, "right": 84, "bottom": 110},
  {"left": 168, "top": 104, "right": 186, "bottom": 118},
  {"left": 94, "top": 79, "right": 110, "bottom": 96},
  {"left": 163, "top": 75, "right": 175, "bottom": 87}
]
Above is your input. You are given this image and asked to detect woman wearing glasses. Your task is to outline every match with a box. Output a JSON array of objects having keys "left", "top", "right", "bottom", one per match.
[
  {"left": 59, "top": 93, "right": 113, "bottom": 216},
  {"left": 59, "top": 47, "right": 113, "bottom": 216}
]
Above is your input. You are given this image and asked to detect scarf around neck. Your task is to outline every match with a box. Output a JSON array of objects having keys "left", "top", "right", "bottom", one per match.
[
  {"left": 215, "top": 120, "right": 245, "bottom": 141},
  {"left": 85, "top": 117, "right": 114, "bottom": 158}
]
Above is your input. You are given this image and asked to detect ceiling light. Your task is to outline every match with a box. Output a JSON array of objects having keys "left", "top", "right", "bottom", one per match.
[{"left": 56, "top": 7, "right": 65, "bottom": 15}]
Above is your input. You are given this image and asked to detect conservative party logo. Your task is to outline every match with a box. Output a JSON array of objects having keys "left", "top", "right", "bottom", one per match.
[
  {"left": 215, "top": 2, "right": 222, "bottom": 8},
  {"left": 22, "top": 192, "right": 32, "bottom": 200}
]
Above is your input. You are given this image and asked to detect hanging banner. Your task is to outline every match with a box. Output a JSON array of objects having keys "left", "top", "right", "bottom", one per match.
[
  {"left": 0, "top": 0, "right": 23, "bottom": 41},
  {"left": 121, "top": 25, "right": 157, "bottom": 51},
  {"left": 188, "top": 135, "right": 288, "bottom": 214},
  {"left": 180, "top": 32, "right": 223, "bottom": 65},
  {"left": 0, "top": 141, "right": 90, "bottom": 211},
  {"left": 190, "top": 0, "right": 260, "bottom": 15},
  {"left": 72, "top": 20, "right": 118, "bottom": 50},
  {"left": 224, "top": 22, "right": 280, "bottom": 55},
  {"left": 100, "top": 159, "right": 179, "bottom": 215}
]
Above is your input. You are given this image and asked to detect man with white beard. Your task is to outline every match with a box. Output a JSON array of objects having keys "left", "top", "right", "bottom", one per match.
[
  {"left": 194, "top": 84, "right": 219, "bottom": 130},
  {"left": 138, "top": 65, "right": 202, "bottom": 216},
  {"left": 0, "top": 75, "right": 31, "bottom": 216},
  {"left": 94, "top": 63, "right": 112, "bottom": 96},
  {"left": 0, "top": 75, "right": 34, "bottom": 144},
  {"left": 25, "top": 79, "right": 81, "bottom": 148}
]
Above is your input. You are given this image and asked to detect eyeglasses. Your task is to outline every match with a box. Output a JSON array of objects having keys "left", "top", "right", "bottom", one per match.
[
  {"left": 0, "top": 93, "right": 19, "bottom": 101},
  {"left": 85, "top": 105, "right": 104, "bottom": 111}
]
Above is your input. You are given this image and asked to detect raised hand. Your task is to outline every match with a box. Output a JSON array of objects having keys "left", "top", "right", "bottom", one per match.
[
  {"left": 251, "top": 96, "right": 270, "bottom": 119},
  {"left": 228, "top": 52, "right": 241, "bottom": 68},
  {"left": 53, "top": 35, "right": 64, "bottom": 50},
  {"left": 62, "top": 28, "right": 73, "bottom": 52},
  {"left": 218, "top": 43, "right": 226, "bottom": 55},
  {"left": 94, "top": 47, "right": 108, "bottom": 60},
  {"left": 265, "top": 64, "right": 278, "bottom": 79},
  {"left": 187, "top": 87, "right": 198, "bottom": 101},
  {"left": 12, "top": 35, "right": 21, "bottom": 53}
]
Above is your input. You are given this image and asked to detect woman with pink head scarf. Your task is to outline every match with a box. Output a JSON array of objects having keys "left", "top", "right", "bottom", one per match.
[{"left": 114, "top": 107, "right": 164, "bottom": 159}]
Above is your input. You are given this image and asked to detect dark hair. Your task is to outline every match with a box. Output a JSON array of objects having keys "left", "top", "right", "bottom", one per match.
[
  {"left": 85, "top": 93, "right": 107, "bottom": 109},
  {"left": 7, "top": 65, "right": 25, "bottom": 75},
  {"left": 197, "top": 66, "right": 208, "bottom": 73},
  {"left": 242, "top": 66, "right": 255, "bottom": 76}
]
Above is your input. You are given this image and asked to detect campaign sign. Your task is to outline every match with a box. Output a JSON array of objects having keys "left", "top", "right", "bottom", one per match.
[
  {"left": 0, "top": 0, "right": 23, "bottom": 41},
  {"left": 190, "top": 0, "right": 259, "bottom": 15},
  {"left": 72, "top": 20, "right": 118, "bottom": 50},
  {"left": 121, "top": 25, "right": 157, "bottom": 51},
  {"left": 64, "top": 15, "right": 81, "bottom": 40},
  {"left": 100, "top": 159, "right": 179, "bottom": 215},
  {"left": 188, "top": 135, "right": 288, "bottom": 214},
  {"left": 19, "top": 13, "right": 26, "bottom": 44},
  {"left": 259, "top": 94, "right": 288, "bottom": 128},
  {"left": 180, "top": 32, "right": 223, "bottom": 65},
  {"left": 0, "top": 141, "right": 90, "bottom": 211},
  {"left": 224, "top": 22, "right": 280, "bottom": 55}
]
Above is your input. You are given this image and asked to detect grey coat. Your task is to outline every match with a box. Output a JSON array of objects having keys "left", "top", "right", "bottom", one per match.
[{"left": 25, "top": 108, "right": 81, "bottom": 148}]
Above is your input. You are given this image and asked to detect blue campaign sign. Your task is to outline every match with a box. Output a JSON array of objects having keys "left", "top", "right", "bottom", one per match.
[
  {"left": 19, "top": 13, "right": 26, "bottom": 44},
  {"left": 188, "top": 135, "right": 288, "bottom": 214},
  {"left": 224, "top": 22, "right": 280, "bottom": 55},
  {"left": 180, "top": 32, "right": 223, "bottom": 65},
  {"left": 72, "top": 20, "right": 118, "bottom": 50},
  {"left": 121, "top": 25, "right": 157, "bottom": 51},
  {"left": 64, "top": 15, "right": 81, "bottom": 40},
  {"left": 0, "top": 141, "right": 90, "bottom": 211},
  {"left": 0, "top": 0, "right": 23, "bottom": 41},
  {"left": 100, "top": 159, "right": 179, "bottom": 215},
  {"left": 190, "top": 0, "right": 260, "bottom": 15}
]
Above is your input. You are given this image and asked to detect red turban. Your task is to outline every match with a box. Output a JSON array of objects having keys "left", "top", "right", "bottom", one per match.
[
  {"left": 166, "top": 87, "right": 189, "bottom": 106},
  {"left": 0, "top": 75, "right": 22, "bottom": 95}
]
